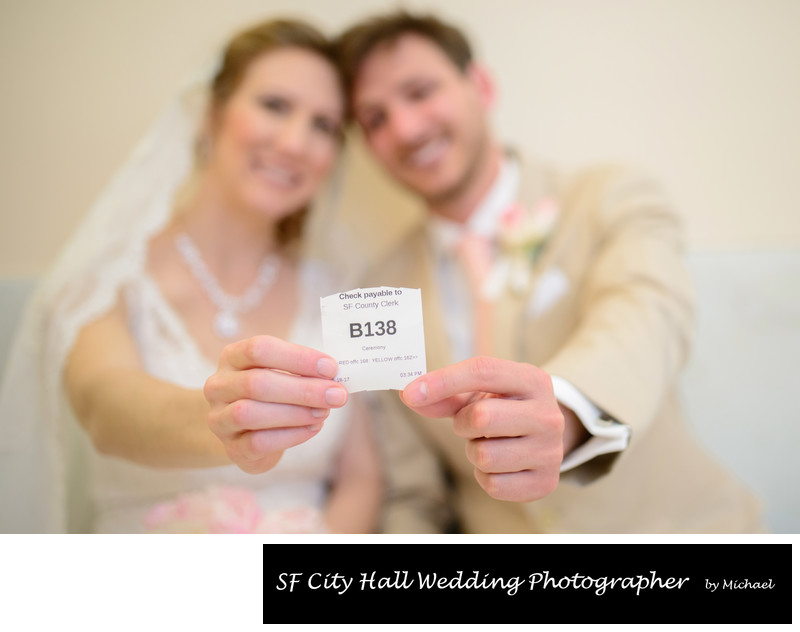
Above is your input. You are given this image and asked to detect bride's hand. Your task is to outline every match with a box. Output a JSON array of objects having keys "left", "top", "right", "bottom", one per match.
[{"left": 203, "top": 335, "right": 347, "bottom": 474}]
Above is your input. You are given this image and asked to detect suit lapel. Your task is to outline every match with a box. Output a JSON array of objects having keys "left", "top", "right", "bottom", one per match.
[
  {"left": 491, "top": 154, "right": 561, "bottom": 362},
  {"left": 396, "top": 228, "right": 454, "bottom": 373}
]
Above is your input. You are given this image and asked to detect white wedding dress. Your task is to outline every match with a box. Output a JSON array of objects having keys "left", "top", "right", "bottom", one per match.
[{"left": 87, "top": 265, "right": 348, "bottom": 533}]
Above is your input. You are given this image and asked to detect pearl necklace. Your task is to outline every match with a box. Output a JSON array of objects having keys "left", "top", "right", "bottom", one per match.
[{"left": 175, "top": 232, "right": 280, "bottom": 339}]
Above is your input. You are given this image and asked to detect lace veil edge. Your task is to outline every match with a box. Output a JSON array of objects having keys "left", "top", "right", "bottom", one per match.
[{"left": 0, "top": 62, "right": 214, "bottom": 533}]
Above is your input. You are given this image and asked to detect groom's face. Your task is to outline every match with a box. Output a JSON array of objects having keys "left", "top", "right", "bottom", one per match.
[{"left": 351, "top": 32, "right": 492, "bottom": 207}]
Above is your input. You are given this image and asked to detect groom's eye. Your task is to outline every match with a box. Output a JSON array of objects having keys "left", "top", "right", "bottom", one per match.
[
  {"left": 407, "top": 80, "right": 437, "bottom": 102},
  {"left": 360, "top": 110, "right": 386, "bottom": 133}
]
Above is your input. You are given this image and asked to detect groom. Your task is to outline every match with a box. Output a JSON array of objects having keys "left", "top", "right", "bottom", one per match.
[
  {"left": 205, "top": 10, "right": 762, "bottom": 533},
  {"left": 329, "top": 10, "right": 763, "bottom": 533}
]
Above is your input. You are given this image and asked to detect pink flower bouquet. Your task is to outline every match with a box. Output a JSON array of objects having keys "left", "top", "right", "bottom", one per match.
[{"left": 143, "top": 485, "right": 327, "bottom": 534}]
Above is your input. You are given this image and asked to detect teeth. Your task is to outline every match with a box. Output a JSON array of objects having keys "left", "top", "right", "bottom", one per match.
[
  {"left": 265, "top": 166, "right": 295, "bottom": 184},
  {"left": 407, "top": 138, "right": 447, "bottom": 168},
  {"left": 255, "top": 160, "right": 299, "bottom": 186}
]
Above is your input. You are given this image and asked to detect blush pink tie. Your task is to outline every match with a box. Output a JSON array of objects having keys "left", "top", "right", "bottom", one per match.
[{"left": 455, "top": 231, "right": 495, "bottom": 358}]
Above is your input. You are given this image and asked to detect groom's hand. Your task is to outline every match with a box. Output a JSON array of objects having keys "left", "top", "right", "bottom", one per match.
[
  {"left": 204, "top": 335, "right": 348, "bottom": 474},
  {"left": 401, "top": 356, "right": 566, "bottom": 502}
]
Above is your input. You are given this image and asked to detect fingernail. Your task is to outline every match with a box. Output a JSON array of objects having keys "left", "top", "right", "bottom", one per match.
[
  {"left": 325, "top": 387, "right": 347, "bottom": 407},
  {"left": 310, "top": 408, "right": 329, "bottom": 419},
  {"left": 317, "top": 357, "right": 338, "bottom": 378},
  {"left": 404, "top": 380, "right": 428, "bottom": 406},
  {"left": 308, "top": 423, "right": 323, "bottom": 433}
]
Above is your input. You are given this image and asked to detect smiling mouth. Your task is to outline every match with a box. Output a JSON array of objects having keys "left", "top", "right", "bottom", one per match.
[
  {"left": 252, "top": 158, "right": 302, "bottom": 188},
  {"left": 403, "top": 137, "right": 449, "bottom": 170}
]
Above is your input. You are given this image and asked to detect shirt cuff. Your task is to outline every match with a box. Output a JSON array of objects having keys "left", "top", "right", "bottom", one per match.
[{"left": 551, "top": 375, "right": 631, "bottom": 472}]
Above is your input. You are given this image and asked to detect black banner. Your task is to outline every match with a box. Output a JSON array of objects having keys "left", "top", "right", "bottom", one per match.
[{"left": 262, "top": 543, "right": 791, "bottom": 625}]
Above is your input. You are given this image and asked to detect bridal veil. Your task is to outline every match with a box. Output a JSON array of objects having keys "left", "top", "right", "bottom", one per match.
[{"left": 0, "top": 63, "right": 212, "bottom": 532}]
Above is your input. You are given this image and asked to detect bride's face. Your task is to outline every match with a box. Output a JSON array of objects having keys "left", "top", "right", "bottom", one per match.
[{"left": 207, "top": 47, "right": 344, "bottom": 221}]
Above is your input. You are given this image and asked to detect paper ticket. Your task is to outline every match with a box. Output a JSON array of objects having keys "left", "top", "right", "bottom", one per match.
[{"left": 320, "top": 287, "right": 427, "bottom": 392}]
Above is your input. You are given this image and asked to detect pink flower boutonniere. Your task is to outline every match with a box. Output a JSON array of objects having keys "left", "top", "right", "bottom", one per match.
[{"left": 489, "top": 198, "right": 559, "bottom": 295}]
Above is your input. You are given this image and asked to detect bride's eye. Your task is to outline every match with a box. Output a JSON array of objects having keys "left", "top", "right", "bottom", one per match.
[
  {"left": 312, "top": 115, "right": 342, "bottom": 138},
  {"left": 259, "top": 95, "right": 291, "bottom": 115}
]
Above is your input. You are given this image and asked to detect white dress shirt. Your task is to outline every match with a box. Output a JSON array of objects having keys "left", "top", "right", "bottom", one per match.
[{"left": 427, "top": 157, "right": 630, "bottom": 472}]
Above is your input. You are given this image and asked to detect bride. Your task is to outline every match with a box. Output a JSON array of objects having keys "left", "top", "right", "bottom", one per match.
[{"left": 0, "top": 18, "right": 381, "bottom": 534}]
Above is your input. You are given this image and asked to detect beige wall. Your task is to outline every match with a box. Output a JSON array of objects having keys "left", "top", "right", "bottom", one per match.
[{"left": 1, "top": 0, "right": 799, "bottom": 278}]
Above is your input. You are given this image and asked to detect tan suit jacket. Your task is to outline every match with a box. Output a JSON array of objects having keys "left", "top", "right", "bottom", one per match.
[{"left": 362, "top": 157, "right": 763, "bottom": 533}]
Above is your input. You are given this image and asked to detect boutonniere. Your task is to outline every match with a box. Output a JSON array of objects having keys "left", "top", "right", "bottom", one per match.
[{"left": 486, "top": 198, "right": 559, "bottom": 297}]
